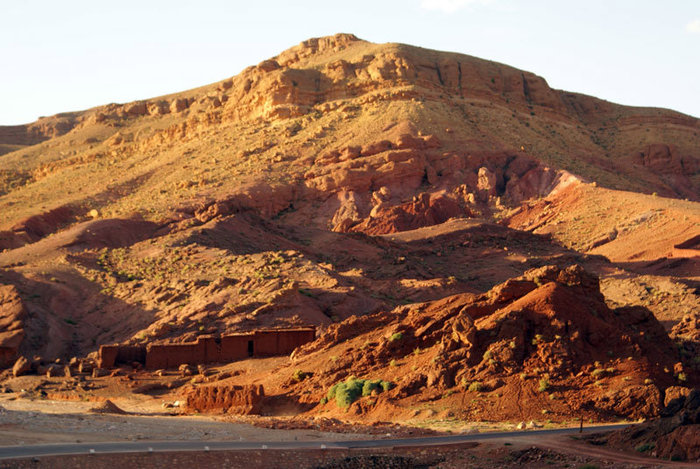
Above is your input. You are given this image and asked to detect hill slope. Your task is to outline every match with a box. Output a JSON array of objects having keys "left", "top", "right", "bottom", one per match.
[{"left": 0, "top": 34, "right": 698, "bottom": 426}]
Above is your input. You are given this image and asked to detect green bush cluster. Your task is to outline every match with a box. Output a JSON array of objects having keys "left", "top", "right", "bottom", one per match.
[{"left": 324, "top": 377, "right": 394, "bottom": 408}]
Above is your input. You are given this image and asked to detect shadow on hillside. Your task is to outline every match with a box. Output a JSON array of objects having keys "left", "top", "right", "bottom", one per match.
[
  {"left": 611, "top": 257, "right": 700, "bottom": 292},
  {"left": 0, "top": 268, "right": 160, "bottom": 360}
]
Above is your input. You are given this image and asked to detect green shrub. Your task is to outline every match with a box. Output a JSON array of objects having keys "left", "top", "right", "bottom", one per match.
[
  {"left": 326, "top": 383, "right": 339, "bottom": 401},
  {"left": 362, "top": 379, "right": 382, "bottom": 397},
  {"left": 389, "top": 332, "right": 404, "bottom": 342},
  {"left": 333, "top": 379, "right": 365, "bottom": 408},
  {"left": 591, "top": 368, "right": 606, "bottom": 378},
  {"left": 538, "top": 378, "right": 550, "bottom": 392},
  {"left": 292, "top": 369, "right": 308, "bottom": 382},
  {"left": 468, "top": 381, "right": 484, "bottom": 392}
]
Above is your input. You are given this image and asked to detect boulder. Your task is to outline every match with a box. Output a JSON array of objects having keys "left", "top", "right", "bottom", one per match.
[
  {"left": 179, "top": 364, "right": 196, "bottom": 377},
  {"left": 12, "top": 356, "right": 31, "bottom": 377},
  {"left": 123, "top": 102, "right": 147, "bottom": 117},
  {"left": 45, "top": 364, "right": 63, "bottom": 378},
  {"left": 665, "top": 386, "right": 692, "bottom": 408},
  {"left": 477, "top": 167, "right": 497, "bottom": 201},
  {"left": 170, "top": 98, "right": 189, "bottom": 113},
  {"left": 92, "top": 367, "right": 108, "bottom": 378},
  {"left": 78, "top": 360, "right": 94, "bottom": 374}
]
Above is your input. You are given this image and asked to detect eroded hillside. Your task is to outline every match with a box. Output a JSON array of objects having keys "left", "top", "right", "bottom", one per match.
[{"left": 0, "top": 34, "right": 698, "bottom": 431}]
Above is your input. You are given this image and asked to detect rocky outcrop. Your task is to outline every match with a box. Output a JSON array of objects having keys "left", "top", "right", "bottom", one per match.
[
  {"left": 627, "top": 143, "right": 700, "bottom": 198},
  {"left": 0, "top": 285, "right": 27, "bottom": 368},
  {"left": 291, "top": 265, "right": 684, "bottom": 420},
  {"left": 605, "top": 390, "right": 700, "bottom": 461},
  {"left": 630, "top": 144, "right": 699, "bottom": 177},
  {"left": 349, "top": 192, "right": 468, "bottom": 235},
  {"left": 0, "top": 114, "right": 78, "bottom": 146},
  {"left": 298, "top": 131, "right": 570, "bottom": 233},
  {"left": 185, "top": 384, "right": 265, "bottom": 414}
]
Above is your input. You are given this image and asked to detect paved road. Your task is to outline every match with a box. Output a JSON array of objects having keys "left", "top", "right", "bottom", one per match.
[{"left": 0, "top": 424, "right": 631, "bottom": 459}]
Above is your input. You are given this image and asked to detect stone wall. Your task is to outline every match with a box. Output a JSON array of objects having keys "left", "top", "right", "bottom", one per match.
[{"left": 99, "top": 327, "right": 316, "bottom": 370}]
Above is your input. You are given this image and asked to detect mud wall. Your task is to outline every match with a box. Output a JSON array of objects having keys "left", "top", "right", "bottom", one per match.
[
  {"left": 146, "top": 342, "right": 206, "bottom": 370},
  {"left": 185, "top": 384, "right": 265, "bottom": 414},
  {"left": 99, "top": 327, "right": 316, "bottom": 370},
  {"left": 253, "top": 329, "right": 316, "bottom": 356},
  {"left": 98, "top": 344, "right": 147, "bottom": 368}
]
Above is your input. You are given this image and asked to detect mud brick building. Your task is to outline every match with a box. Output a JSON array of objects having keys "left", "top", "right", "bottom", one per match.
[{"left": 98, "top": 327, "right": 315, "bottom": 369}]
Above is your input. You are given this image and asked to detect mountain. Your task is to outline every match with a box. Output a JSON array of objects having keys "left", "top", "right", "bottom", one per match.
[{"left": 0, "top": 34, "right": 698, "bottom": 427}]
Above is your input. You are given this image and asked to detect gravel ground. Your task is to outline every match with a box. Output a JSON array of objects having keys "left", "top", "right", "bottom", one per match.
[{"left": 0, "top": 396, "right": 370, "bottom": 446}]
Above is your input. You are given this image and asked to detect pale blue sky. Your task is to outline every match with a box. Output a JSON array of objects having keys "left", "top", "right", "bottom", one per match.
[{"left": 1, "top": 0, "right": 699, "bottom": 124}]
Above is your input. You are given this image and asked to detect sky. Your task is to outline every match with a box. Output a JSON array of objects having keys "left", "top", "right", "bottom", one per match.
[{"left": 1, "top": 0, "right": 699, "bottom": 124}]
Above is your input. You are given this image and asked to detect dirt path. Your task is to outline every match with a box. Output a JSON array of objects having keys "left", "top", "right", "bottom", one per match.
[{"left": 513, "top": 434, "right": 697, "bottom": 468}]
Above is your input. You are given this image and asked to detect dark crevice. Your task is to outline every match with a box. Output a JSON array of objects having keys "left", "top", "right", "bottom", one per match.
[
  {"left": 457, "top": 62, "right": 463, "bottom": 95},
  {"left": 521, "top": 73, "right": 532, "bottom": 104},
  {"left": 435, "top": 62, "right": 444, "bottom": 86}
]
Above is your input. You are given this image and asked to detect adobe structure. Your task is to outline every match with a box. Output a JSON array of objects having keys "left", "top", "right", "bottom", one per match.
[{"left": 98, "top": 327, "right": 316, "bottom": 370}]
